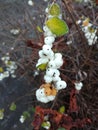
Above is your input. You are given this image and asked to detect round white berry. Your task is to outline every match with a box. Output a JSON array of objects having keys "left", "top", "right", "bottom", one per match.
[
  {"left": 55, "top": 53, "right": 62, "bottom": 59},
  {"left": 36, "top": 88, "right": 45, "bottom": 98},
  {"left": 19, "top": 115, "right": 25, "bottom": 123},
  {"left": 52, "top": 75, "right": 61, "bottom": 82},
  {"left": 47, "top": 95, "right": 55, "bottom": 101},
  {"left": 42, "top": 45, "right": 52, "bottom": 55},
  {"left": 39, "top": 97, "right": 49, "bottom": 103},
  {"left": 56, "top": 80, "right": 67, "bottom": 90},
  {"left": 54, "top": 59, "right": 63, "bottom": 68},
  {"left": 36, "top": 58, "right": 48, "bottom": 67},
  {"left": 75, "top": 82, "right": 83, "bottom": 90},
  {"left": 44, "top": 75, "right": 52, "bottom": 83},
  {"left": 46, "top": 68, "right": 60, "bottom": 77},
  {"left": 44, "top": 36, "right": 55, "bottom": 45},
  {"left": 28, "top": 0, "right": 34, "bottom": 6},
  {"left": 44, "top": 30, "right": 55, "bottom": 37},
  {"left": 39, "top": 50, "right": 48, "bottom": 58},
  {"left": 45, "top": 7, "right": 49, "bottom": 13},
  {"left": 36, "top": 88, "right": 51, "bottom": 103},
  {"left": 48, "top": 60, "right": 56, "bottom": 68},
  {"left": 43, "top": 26, "right": 50, "bottom": 32}
]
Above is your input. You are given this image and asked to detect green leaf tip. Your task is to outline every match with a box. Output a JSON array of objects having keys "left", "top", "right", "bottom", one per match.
[
  {"left": 37, "top": 63, "right": 48, "bottom": 71},
  {"left": 46, "top": 17, "right": 69, "bottom": 36},
  {"left": 37, "top": 26, "right": 43, "bottom": 32},
  {"left": 23, "top": 111, "right": 30, "bottom": 118},
  {"left": 49, "top": 3, "right": 61, "bottom": 16},
  {"left": 59, "top": 106, "right": 65, "bottom": 113},
  {"left": 9, "top": 102, "right": 16, "bottom": 111}
]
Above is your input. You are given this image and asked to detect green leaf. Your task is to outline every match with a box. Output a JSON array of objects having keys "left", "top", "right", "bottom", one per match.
[
  {"left": 31, "top": 107, "right": 35, "bottom": 112},
  {"left": 59, "top": 106, "right": 65, "bottom": 113},
  {"left": 37, "top": 63, "right": 48, "bottom": 71},
  {"left": 46, "top": 17, "right": 69, "bottom": 36},
  {"left": 37, "top": 26, "right": 43, "bottom": 32},
  {"left": 49, "top": 3, "right": 60, "bottom": 16},
  {"left": 58, "top": 128, "right": 66, "bottom": 130},
  {"left": 9, "top": 102, "right": 16, "bottom": 111},
  {"left": 23, "top": 111, "right": 30, "bottom": 119},
  {"left": 0, "top": 67, "right": 4, "bottom": 73},
  {"left": 88, "top": 27, "right": 95, "bottom": 33},
  {"left": 0, "top": 109, "right": 4, "bottom": 120}
]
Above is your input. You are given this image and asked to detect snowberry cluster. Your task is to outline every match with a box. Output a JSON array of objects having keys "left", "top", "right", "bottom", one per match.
[
  {"left": 36, "top": 3, "right": 67, "bottom": 103},
  {"left": 0, "top": 55, "right": 17, "bottom": 81},
  {"left": 77, "top": 18, "right": 97, "bottom": 46}
]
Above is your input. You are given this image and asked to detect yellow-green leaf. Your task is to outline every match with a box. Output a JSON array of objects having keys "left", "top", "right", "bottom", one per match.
[
  {"left": 49, "top": 3, "right": 60, "bottom": 16},
  {"left": 9, "top": 102, "right": 16, "bottom": 111},
  {"left": 37, "top": 63, "right": 48, "bottom": 71},
  {"left": 88, "top": 27, "right": 95, "bottom": 33},
  {"left": 37, "top": 26, "right": 43, "bottom": 32},
  {"left": 0, "top": 67, "right": 4, "bottom": 73},
  {"left": 0, "top": 109, "right": 4, "bottom": 120},
  {"left": 46, "top": 17, "right": 69, "bottom": 36},
  {"left": 59, "top": 106, "right": 65, "bottom": 113}
]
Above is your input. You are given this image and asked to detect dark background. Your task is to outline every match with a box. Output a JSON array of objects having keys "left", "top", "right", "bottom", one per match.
[{"left": 0, "top": 0, "right": 47, "bottom": 130}]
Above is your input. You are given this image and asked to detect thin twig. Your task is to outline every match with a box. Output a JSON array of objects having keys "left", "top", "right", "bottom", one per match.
[{"left": 62, "top": 0, "right": 86, "bottom": 43}]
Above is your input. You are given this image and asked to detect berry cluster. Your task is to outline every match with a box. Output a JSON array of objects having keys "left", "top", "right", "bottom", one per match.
[
  {"left": 77, "top": 18, "right": 97, "bottom": 46},
  {"left": 36, "top": 3, "right": 67, "bottom": 103}
]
